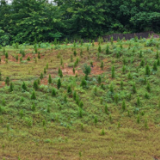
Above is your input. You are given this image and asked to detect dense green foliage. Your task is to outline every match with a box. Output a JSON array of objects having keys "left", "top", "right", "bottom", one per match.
[{"left": 1, "top": 0, "right": 160, "bottom": 44}]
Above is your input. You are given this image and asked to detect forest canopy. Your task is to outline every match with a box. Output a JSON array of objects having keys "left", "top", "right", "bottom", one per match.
[{"left": 0, "top": 0, "right": 160, "bottom": 44}]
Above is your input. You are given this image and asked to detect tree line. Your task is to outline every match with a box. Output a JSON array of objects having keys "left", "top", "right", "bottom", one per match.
[{"left": 0, "top": 0, "right": 160, "bottom": 45}]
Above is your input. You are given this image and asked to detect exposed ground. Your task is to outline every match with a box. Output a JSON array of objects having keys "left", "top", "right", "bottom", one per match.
[{"left": 0, "top": 38, "right": 160, "bottom": 159}]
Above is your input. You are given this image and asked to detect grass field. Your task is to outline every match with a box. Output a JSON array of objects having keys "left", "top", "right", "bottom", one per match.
[{"left": 0, "top": 37, "right": 160, "bottom": 160}]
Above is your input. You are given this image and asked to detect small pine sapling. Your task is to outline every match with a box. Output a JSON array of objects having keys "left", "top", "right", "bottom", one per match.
[
  {"left": 83, "top": 64, "right": 91, "bottom": 80},
  {"left": 122, "top": 100, "right": 126, "bottom": 111},
  {"left": 137, "top": 97, "right": 140, "bottom": 106},
  {"left": 120, "top": 81, "right": 123, "bottom": 90},
  {"left": 5, "top": 52, "right": 8, "bottom": 59},
  {"left": 146, "top": 82, "right": 151, "bottom": 92},
  {"left": 132, "top": 83, "right": 137, "bottom": 93},
  {"left": 67, "top": 85, "right": 72, "bottom": 94},
  {"left": 105, "top": 105, "right": 108, "bottom": 114},
  {"left": 140, "top": 59, "right": 144, "bottom": 67},
  {"left": 9, "top": 82, "right": 14, "bottom": 92},
  {"left": 22, "top": 82, "right": 27, "bottom": 91},
  {"left": 40, "top": 73, "right": 43, "bottom": 79},
  {"left": 80, "top": 78, "right": 87, "bottom": 88},
  {"left": 57, "top": 79, "right": 61, "bottom": 89},
  {"left": 73, "top": 50, "right": 77, "bottom": 56},
  {"left": 110, "top": 36, "right": 113, "bottom": 45},
  {"left": 98, "top": 75, "right": 101, "bottom": 84},
  {"left": 122, "top": 65, "right": 126, "bottom": 74},
  {"left": 79, "top": 108, "right": 83, "bottom": 118},
  {"left": 90, "top": 61, "right": 93, "bottom": 67},
  {"left": 48, "top": 74, "right": 52, "bottom": 84},
  {"left": 153, "top": 61, "right": 158, "bottom": 71},
  {"left": 100, "top": 61, "right": 104, "bottom": 70},
  {"left": 145, "top": 64, "right": 150, "bottom": 76},
  {"left": 156, "top": 51, "right": 159, "bottom": 59},
  {"left": 106, "top": 45, "right": 110, "bottom": 54},
  {"left": 31, "top": 91, "right": 36, "bottom": 100},
  {"left": 98, "top": 45, "right": 102, "bottom": 53},
  {"left": 128, "top": 72, "right": 132, "bottom": 80},
  {"left": 73, "top": 67, "right": 75, "bottom": 74},
  {"left": 0, "top": 72, "right": 2, "bottom": 81},
  {"left": 111, "top": 66, "right": 115, "bottom": 78},
  {"left": 5, "top": 77, "right": 10, "bottom": 85},
  {"left": 33, "top": 80, "right": 38, "bottom": 90},
  {"left": 51, "top": 88, "right": 56, "bottom": 96},
  {"left": 109, "top": 83, "right": 114, "bottom": 93}
]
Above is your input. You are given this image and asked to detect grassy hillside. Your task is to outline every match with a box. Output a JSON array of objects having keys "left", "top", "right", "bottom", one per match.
[{"left": 0, "top": 37, "right": 160, "bottom": 160}]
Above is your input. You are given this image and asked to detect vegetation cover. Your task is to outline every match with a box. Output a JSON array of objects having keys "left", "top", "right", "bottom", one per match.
[
  {"left": 1, "top": 0, "right": 160, "bottom": 44},
  {"left": 0, "top": 35, "right": 160, "bottom": 159}
]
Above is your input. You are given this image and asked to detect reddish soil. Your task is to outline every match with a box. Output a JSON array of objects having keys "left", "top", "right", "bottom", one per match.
[{"left": 0, "top": 81, "right": 5, "bottom": 88}]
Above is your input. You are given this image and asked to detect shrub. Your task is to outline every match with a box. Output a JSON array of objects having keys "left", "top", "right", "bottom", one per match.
[{"left": 79, "top": 101, "right": 83, "bottom": 108}]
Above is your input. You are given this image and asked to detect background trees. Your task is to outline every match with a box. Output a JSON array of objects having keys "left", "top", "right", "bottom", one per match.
[{"left": 0, "top": 0, "right": 160, "bottom": 44}]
